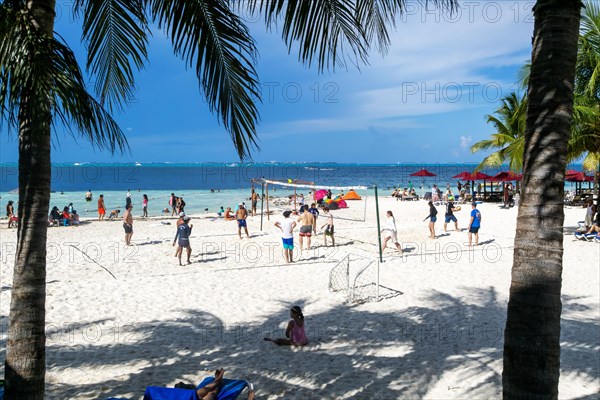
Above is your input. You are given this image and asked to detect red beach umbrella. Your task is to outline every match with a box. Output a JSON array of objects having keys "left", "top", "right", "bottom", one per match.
[
  {"left": 410, "top": 168, "right": 436, "bottom": 188},
  {"left": 410, "top": 168, "right": 437, "bottom": 177},
  {"left": 565, "top": 172, "right": 592, "bottom": 182},
  {"left": 490, "top": 171, "right": 522, "bottom": 182},
  {"left": 452, "top": 171, "right": 472, "bottom": 180},
  {"left": 466, "top": 171, "right": 493, "bottom": 181}
]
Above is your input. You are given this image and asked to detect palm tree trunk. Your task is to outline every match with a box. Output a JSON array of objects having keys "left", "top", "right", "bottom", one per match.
[
  {"left": 502, "top": 1, "right": 582, "bottom": 399},
  {"left": 5, "top": 1, "right": 56, "bottom": 399}
]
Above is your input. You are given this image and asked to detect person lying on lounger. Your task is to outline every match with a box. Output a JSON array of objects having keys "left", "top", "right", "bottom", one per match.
[{"left": 196, "top": 368, "right": 255, "bottom": 400}]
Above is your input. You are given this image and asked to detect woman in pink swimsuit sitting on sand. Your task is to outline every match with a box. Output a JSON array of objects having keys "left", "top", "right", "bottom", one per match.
[{"left": 264, "top": 305, "right": 308, "bottom": 346}]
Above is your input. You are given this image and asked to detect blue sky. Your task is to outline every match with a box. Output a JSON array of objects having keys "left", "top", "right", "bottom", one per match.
[{"left": 0, "top": 2, "right": 534, "bottom": 164}]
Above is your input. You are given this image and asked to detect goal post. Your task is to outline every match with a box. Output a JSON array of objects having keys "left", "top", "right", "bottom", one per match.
[{"left": 329, "top": 252, "right": 380, "bottom": 303}]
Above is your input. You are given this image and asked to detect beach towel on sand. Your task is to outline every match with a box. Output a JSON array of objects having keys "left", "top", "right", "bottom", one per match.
[{"left": 143, "top": 378, "right": 247, "bottom": 400}]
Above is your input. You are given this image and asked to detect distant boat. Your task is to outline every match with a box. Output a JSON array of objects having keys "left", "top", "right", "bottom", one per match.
[
  {"left": 135, "top": 162, "right": 142, "bottom": 166},
  {"left": 74, "top": 162, "right": 81, "bottom": 166}
]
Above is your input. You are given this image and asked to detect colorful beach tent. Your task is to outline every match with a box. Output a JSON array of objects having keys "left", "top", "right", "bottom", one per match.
[
  {"left": 314, "top": 189, "right": 328, "bottom": 201},
  {"left": 342, "top": 190, "right": 362, "bottom": 200}
]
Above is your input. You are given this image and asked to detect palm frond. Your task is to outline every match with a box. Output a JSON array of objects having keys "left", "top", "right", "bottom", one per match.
[
  {"left": 0, "top": 3, "right": 127, "bottom": 153},
  {"left": 149, "top": 0, "right": 260, "bottom": 159},
  {"left": 355, "top": 0, "right": 458, "bottom": 55},
  {"left": 582, "top": 152, "right": 600, "bottom": 171},
  {"left": 74, "top": 0, "right": 149, "bottom": 112},
  {"left": 244, "top": 0, "right": 457, "bottom": 71},
  {"left": 577, "top": 1, "right": 600, "bottom": 100},
  {"left": 517, "top": 62, "right": 531, "bottom": 90},
  {"left": 474, "top": 151, "right": 504, "bottom": 171},
  {"left": 245, "top": 0, "right": 368, "bottom": 71}
]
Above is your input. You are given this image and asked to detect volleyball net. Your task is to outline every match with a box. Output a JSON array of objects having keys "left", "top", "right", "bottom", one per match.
[{"left": 259, "top": 179, "right": 370, "bottom": 223}]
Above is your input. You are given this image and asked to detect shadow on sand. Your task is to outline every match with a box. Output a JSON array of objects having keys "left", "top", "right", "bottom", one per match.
[{"left": 4, "top": 287, "right": 594, "bottom": 399}]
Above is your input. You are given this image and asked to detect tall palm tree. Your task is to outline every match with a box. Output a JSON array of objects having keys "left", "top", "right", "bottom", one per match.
[
  {"left": 0, "top": 0, "right": 458, "bottom": 398},
  {"left": 502, "top": 1, "right": 583, "bottom": 399},
  {"left": 470, "top": 92, "right": 527, "bottom": 172}
]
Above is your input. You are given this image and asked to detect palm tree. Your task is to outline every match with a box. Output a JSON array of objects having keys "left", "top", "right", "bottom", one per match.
[
  {"left": 470, "top": 92, "right": 527, "bottom": 172},
  {"left": 502, "top": 1, "right": 583, "bottom": 399},
  {"left": 0, "top": 0, "right": 458, "bottom": 398}
]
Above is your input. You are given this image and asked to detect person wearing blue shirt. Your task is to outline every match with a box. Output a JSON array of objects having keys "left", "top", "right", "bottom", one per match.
[
  {"left": 173, "top": 216, "right": 193, "bottom": 265},
  {"left": 468, "top": 202, "right": 482, "bottom": 247}
]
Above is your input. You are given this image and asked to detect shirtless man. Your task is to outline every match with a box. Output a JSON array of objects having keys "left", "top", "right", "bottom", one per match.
[
  {"left": 251, "top": 190, "right": 259, "bottom": 217},
  {"left": 123, "top": 204, "right": 134, "bottom": 246},
  {"left": 236, "top": 203, "right": 250, "bottom": 239},
  {"left": 297, "top": 205, "right": 314, "bottom": 250}
]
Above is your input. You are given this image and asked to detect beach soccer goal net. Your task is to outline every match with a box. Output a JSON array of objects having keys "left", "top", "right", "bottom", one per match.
[{"left": 329, "top": 253, "right": 380, "bottom": 303}]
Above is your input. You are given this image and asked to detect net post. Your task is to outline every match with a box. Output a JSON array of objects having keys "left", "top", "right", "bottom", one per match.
[
  {"left": 266, "top": 183, "right": 270, "bottom": 221},
  {"left": 363, "top": 190, "right": 368, "bottom": 222},
  {"left": 346, "top": 256, "right": 350, "bottom": 293},
  {"left": 375, "top": 186, "right": 383, "bottom": 263},
  {"left": 260, "top": 181, "right": 265, "bottom": 230},
  {"left": 376, "top": 259, "right": 380, "bottom": 302}
]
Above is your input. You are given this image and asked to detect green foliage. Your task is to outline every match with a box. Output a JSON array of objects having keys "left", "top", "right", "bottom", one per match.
[
  {"left": 470, "top": 93, "right": 527, "bottom": 172},
  {"left": 474, "top": 0, "right": 600, "bottom": 172},
  {"left": 0, "top": 2, "right": 127, "bottom": 153}
]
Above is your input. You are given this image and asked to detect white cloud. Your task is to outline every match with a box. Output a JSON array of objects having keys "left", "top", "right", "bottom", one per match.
[{"left": 460, "top": 135, "right": 473, "bottom": 149}]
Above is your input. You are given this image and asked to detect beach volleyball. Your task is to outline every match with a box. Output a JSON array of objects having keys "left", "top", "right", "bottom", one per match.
[{"left": 455, "top": 206, "right": 461, "bottom": 211}]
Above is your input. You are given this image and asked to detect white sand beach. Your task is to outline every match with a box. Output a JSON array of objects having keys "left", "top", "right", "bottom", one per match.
[{"left": 0, "top": 197, "right": 598, "bottom": 399}]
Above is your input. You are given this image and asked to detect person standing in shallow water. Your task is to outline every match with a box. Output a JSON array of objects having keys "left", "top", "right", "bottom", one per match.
[
  {"left": 98, "top": 194, "right": 106, "bottom": 221},
  {"left": 142, "top": 194, "right": 148, "bottom": 218}
]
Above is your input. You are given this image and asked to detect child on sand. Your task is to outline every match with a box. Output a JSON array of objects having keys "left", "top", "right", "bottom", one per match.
[{"left": 264, "top": 305, "right": 308, "bottom": 346}]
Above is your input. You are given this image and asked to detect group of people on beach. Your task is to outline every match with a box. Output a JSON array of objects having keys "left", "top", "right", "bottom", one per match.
[
  {"left": 378, "top": 201, "right": 482, "bottom": 255},
  {"left": 48, "top": 203, "right": 81, "bottom": 226},
  {"left": 578, "top": 199, "right": 600, "bottom": 237},
  {"left": 274, "top": 203, "right": 335, "bottom": 263},
  {"left": 424, "top": 201, "right": 482, "bottom": 246}
]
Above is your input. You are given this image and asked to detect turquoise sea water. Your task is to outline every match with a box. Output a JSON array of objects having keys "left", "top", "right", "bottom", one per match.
[{"left": 0, "top": 162, "right": 588, "bottom": 216}]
